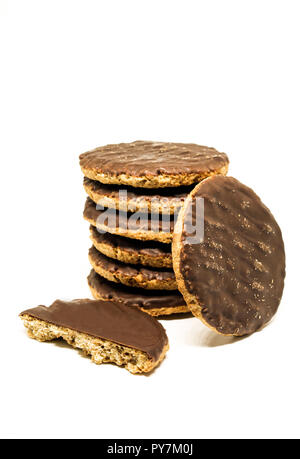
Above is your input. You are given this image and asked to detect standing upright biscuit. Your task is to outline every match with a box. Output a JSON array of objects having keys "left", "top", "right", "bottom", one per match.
[
  {"left": 172, "top": 175, "right": 286, "bottom": 336},
  {"left": 80, "top": 141, "right": 229, "bottom": 188}
]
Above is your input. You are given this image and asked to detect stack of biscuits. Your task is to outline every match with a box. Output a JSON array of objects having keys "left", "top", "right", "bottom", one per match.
[
  {"left": 20, "top": 141, "right": 286, "bottom": 374},
  {"left": 79, "top": 141, "right": 229, "bottom": 316}
]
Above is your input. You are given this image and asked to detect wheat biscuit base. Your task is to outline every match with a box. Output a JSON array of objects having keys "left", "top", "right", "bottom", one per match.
[
  {"left": 84, "top": 197, "right": 174, "bottom": 243},
  {"left": 89, "top": 246, "right": 177, "bottom": 290},
  {"left": 84, "top": 177, "right": 192, "bottom": 215},
  {"left": 90, "top": 225, "right": 172, "bottom": 268},
  {"left": 173, "top": 175, "right": 286, "bottom": 337},
  {"left": 88, "top": 270, "right": 189, "bottom": 316},
  {"left": 20, "top": 299, "right": 169, "bottom": 374},
  {"left": 80, "top": 141, "right": 229, "bottom": 188}
]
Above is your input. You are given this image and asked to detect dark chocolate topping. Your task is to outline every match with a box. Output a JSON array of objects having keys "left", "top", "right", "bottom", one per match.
[
  {"left": 20, "top": 298, "right": 168, "bottom": 361},
  {"left": 90, "top": 225, "right": 171, "bottom": 258},
  {"left": 178, "top": 175, "right": 285, "bottom": 336},
  {"left": 88, "top": 270, "right": 185, "bottom": 310},
  {"left": 84, "top": 197, "right": 175, "bottom": 233},
  {"left": 89, "top": 246, "right": 175, "bottom": 283},
  {"left": 80, "top": 141, "right": 229, "bottom": 178}
]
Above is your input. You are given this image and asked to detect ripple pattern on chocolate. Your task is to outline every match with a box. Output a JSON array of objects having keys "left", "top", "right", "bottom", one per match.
[
  {"left": 80, "top": 141, "right": 229, "bottom": 186},
  {"left": 175, "top": 175, "right": 285, "bottom": 336}
]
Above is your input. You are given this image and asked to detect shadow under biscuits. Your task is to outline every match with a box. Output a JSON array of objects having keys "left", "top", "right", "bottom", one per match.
[
  {"left": 186, "top": 316, "right": 276, "bottom": 347},
  {"left": 185, "top": 321, "right": 244, "bottom": 348}
]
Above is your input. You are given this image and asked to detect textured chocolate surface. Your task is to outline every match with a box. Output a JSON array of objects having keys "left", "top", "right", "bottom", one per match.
[
  {"left": 80, "top": 141, "right": 229, "bottom": 178},
  {"left": 89, "top": 246, "right": 175, "bottom": 283},
  {"left": 20, "top": 299, "right": 168, "bottom": 361},
  {"left": 176, "top": 175, "right": 285, "bottom": 336},
  {"left": 88, "top": 270, "right": 185, "bottom": 310},
  {"left": 84, "top": 177, "right": 190, "bottom": 212},
  {"left": 84, "top": 197, "right": 175, "bottom": 233},
  {"left": 90, "top": 225, "right": 172, "bottom": 258}
]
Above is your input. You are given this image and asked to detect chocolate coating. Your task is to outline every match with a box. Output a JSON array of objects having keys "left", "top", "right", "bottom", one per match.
[
  {"left": 80, "top": 141, "right": 229, "bottom": 183},
  {"left": 175, "top": 175, "right": 285, "bottom": 336},
  {"left": 20, "top": 298, "right": 168, "bottom": 361},
  {"left": 88, "top": 270, "right": 185, "bottom": 310},
  {"left": 89, "top": 246, "right": 175, "bottom": 283}
]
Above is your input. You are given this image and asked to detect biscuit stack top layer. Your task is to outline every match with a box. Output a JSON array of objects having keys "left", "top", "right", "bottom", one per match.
[{"left": 80, "top": 140, "right": 229, "bottom": 188}]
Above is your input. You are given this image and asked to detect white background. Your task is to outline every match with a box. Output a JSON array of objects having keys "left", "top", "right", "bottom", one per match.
[{"left": 0, "top": 0, "right": 299, "bottom": 440}]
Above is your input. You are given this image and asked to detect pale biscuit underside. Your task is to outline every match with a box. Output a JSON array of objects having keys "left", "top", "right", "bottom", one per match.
[
  {"left": 83, "top": 181, "right": 183, "bottom": 215},
  {"left": 85, "top": 218, "right": 173, "bottom": 244},
  {"left": 82, "top": 165, "right": 229, "bottom": 189},
  {"left": 21, "top": 315, "right": 168, "bottom": 374}
]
